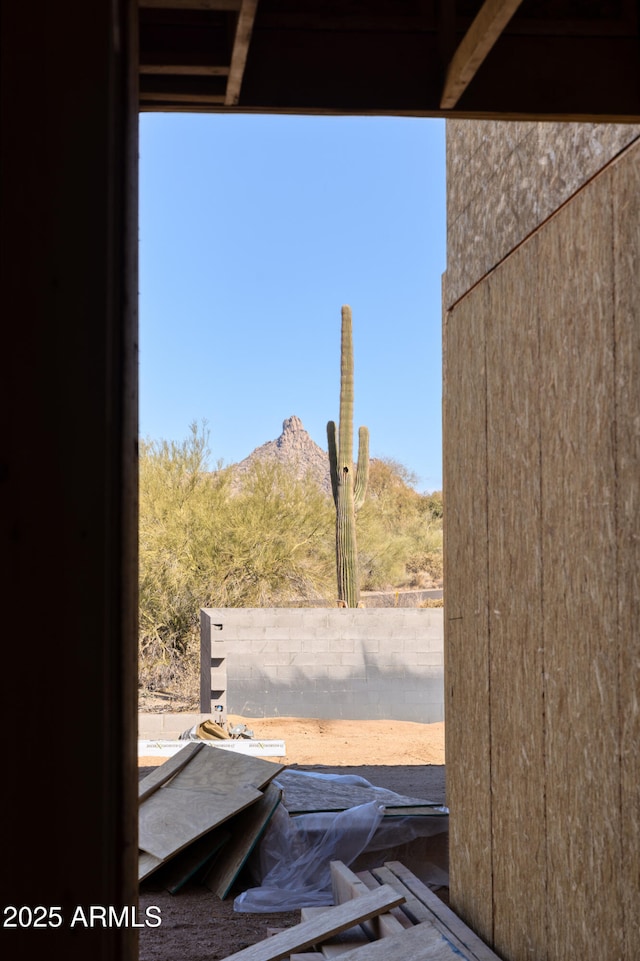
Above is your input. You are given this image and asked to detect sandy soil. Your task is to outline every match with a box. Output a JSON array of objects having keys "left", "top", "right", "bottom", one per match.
[{"left": 138, "top": 715, "right": 447, "bottom": 961}]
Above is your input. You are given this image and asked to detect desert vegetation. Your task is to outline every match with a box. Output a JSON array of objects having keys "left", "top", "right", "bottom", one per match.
[{"left": 139, "top": 421, "right": 442, "bottom": 696}]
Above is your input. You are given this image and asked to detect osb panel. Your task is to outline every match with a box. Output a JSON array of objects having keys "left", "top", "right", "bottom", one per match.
[
  {"left": 485, "top": 238, "right": 547, "bottom": 961},
  {"left": 538, "top": 174, "right": 623, "bottom": 960},
  {"left": 612, "top": 140, "right": 640, "bottom": 958},
  {"left": 446, "top": 120, "right": 537, "bottom": 230},
  {"left": 445, "top": 121, "right": 640, "bottom": 309},
  {"left": 443, "top": 283, "right": 493, "bottom": 944},
  {"left": 537, "top": 121, "right": 640, "bottom": 224}
]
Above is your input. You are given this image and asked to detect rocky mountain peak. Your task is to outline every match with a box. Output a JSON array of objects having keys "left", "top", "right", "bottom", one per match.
[
  {"left": 229, "top": 416, "right": 332, "bottom": 494},
  {"left": 280, "top": 415, "right": 303, "bottom": 435}
]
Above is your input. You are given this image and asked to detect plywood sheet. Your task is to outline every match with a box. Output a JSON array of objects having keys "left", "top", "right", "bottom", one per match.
[
  {"left": 139, "top": 783, "right": 262, "bottom": 860},
  {"left": 203, "top": 782, "right": 282, "bottom": 899},
  {"left": 612, "top": 139, "right": 640, "bottom": 959},
  {"left": 138, "top": 741, "right": 203, "bottom": 802},
  {"left": 484, "top": 236, "right": 547, "bottom": 960},
  {"left": 442, "top": 282, "right": 492, "bottom": 941},
  {"left": 276, "top": 771, "right": 436, "bottom": 815},
  {"left": 165, "top": 741, "right": 284, "bottom": 793},
  {"left": 139, "top": 850, "right": 163, "bottom": 883},
  {"left": 539, "top": 173, "right": 623, "bottom": 961},
  {"left": 160, "top": 827, "right": 231, "bottom": 893}
]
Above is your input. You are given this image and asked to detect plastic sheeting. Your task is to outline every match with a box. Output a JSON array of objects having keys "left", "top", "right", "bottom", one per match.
[{"left": 233, "top": 770, "right": 449, "bottom": 913}]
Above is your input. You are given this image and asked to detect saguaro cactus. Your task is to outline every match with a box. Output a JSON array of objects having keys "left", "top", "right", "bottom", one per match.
[{"left": 327, "top": 305, "right": 369, "bottom": 608}]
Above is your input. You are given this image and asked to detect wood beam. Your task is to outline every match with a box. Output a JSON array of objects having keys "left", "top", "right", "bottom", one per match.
[
  {"left": 139, "top": 0, "right": 241, "bottom": 10},
  {"left": 140, "top": 91, "right": 226, "bottom": 103},
  {"left": 225, "top": 0, "right": 259, "bottom": 106},
  {"left": 440, "top": 0, "right": 525, "bottom": 109},
  {"left": 140, "top": 64, "right": 230, "bottom": 75}
]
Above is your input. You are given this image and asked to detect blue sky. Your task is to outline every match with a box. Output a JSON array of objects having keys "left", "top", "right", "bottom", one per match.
[{"left": 139, "top": 113, "right": 446, "bottom": 492}]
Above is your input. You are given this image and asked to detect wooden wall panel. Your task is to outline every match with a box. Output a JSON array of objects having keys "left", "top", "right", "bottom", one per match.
[
  {"left": 538, "top": 176, "right": 623, "bottom": 960},
  {"left": 443, "top": 283, "right": 493, "bottom": 944},
  {"left": 485, "top": 239, "right": 547, "bottom": 961},
  {"left": 445, "top": 125, "right": 640, "bottom": 961},
  {"left": 444, "top": 123, "right": 640, "bottom": 310},
  {"left": 612, "top": 142, "right": 640, "bottom": 958}
]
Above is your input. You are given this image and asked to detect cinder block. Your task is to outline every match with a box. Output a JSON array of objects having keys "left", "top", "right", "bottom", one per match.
[
  {"left": 301, "top": 637, "right": 330, "bottom": 653},
  {"left": 291, "top": 652, "right": 338, "bottom": 668},
  {"left": 273, "top": 666, "right": 310, "bottom": 684},
  {"left": 414, "top": 652, "right": 444, "bottom": 666},
  {"left": 260, "top": 647, "right": 295, "bottom": 669},
  {"left": 334, "top": 652, "right": 364, "bottom": 669},
  {"left": 328, "top": 637, "right": 356, "bottom": 653}
]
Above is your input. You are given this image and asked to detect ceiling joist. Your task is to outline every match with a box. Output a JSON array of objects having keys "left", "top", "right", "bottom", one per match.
[
  {"left": 225, "top": 0, "right": 259, "bottom": 106},
  {"left": 138, "top": 0, "right": 241, "bottom": 9},
  {"left": 440, "top": 0, "right": 525, "bottom": 110},
  {"left": 139, "top": 0, "right": 257, "bottom": 109}
]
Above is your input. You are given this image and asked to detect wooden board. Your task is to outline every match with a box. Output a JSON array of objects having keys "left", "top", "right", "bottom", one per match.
[
  {"left": 139, "top": 784, "right": 262, "bottom": 860},
  {"left": 160, "top": 828, "right": 231, "bottom": 894},
  {"left": 539, "top": 174, "right": 622, "bottom": 961},
  {"left": 203, "top": 782, "right": 282, "bottom": 898},
  {"left": 219, "top": 885, "right": 406, "bottom": 961},
  {"left": 139, "top": 850, "right": 164, "bottom": 883},
  {"left": 485, "top": 234, "right": 547, "bottom": 960},
  {"left": 277, "top": 772, "right": 436, "bottom": 815},
  {"left": 384, "top": 862, "right": 502, "bottom": 961},
  {"left": 356, "top": 871, "right": 411, "bottom": 931},
  {"left": 300, "top": 907, "right": 368, "bottom": 958},
  {"left": 612, "top": 140, "right": 640, "bottom": 959},
  {"left": 368, "top": 866, "right": 433, "bottom": 926},
  {"left": 138, "top": 742, "right": 203, "bottom": 802},
  {"left": 321, "top": 947, "right": 367, "bottom": 959},
  {"left": 442, "top": 283, "right": 493, "bottom": 941},
  {"left": 330, "top": 862, "right": 405, "bottom": 940},
  {"left": 328, "top": 920, "right": 463, "bottom": 961},
  {"left": 164, "top": 741, "right": 285, "bottom": 793},
  {"left": 440, "top": 0, "right": 525, "bottom": 108}
]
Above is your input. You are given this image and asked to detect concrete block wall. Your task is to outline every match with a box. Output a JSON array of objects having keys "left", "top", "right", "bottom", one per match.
[{"left": 200, "top": 607, "right": 444, "bottom": 723}]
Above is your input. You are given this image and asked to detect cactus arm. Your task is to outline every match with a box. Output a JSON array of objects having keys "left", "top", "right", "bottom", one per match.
[
  {"left": 354, "top": 425, "right": 370, "bottom": 511},
  {"left": 327, "top": 420, "right": 339, "bottom": 506}
]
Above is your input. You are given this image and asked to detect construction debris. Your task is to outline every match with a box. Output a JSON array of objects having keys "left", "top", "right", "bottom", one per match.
[
  {"left": 219, "top": 860, "right": 501, "bottom": 961},
  {"left": 138, "top": 748, "right": 449, "bottom": 916},
  {"left": 180, "top": 719, "right": 256, "bottom": 740},
  {"left": 138, "top": 743, "right": 285, "bottom": 890}
]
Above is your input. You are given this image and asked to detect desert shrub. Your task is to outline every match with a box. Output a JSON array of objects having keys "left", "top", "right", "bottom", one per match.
[
  {"left": 356, "top": 458, "right": 443, "bottom": 590},
  {"left": 138, "top": 421, "right": 232, "bottom": 690},
  {"left": 212, "top": 460, "right": 336, "bottom": 607},
  {"left": 138, "top": 428, "right": 443, "bottom": 693},
  {"left": 139, "top": 424, "right": 336, "bottom": 692}
]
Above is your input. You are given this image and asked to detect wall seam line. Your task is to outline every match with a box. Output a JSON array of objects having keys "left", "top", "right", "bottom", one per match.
[{"left": 444, "top": 131, "right": 640, "bottom": 314}]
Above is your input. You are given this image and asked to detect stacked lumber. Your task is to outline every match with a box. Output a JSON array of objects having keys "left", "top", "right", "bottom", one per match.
[
  {"left": 219, "top": 860, "right": 501, "bottom": 961},
  {"left": 138, "top": 742, "right": 285, "bottom": 896}
]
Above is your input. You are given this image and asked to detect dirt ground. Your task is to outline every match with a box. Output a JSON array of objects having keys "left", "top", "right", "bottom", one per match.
[{"left": 138, "top": 714, "right": 447, "bottom": 961}]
